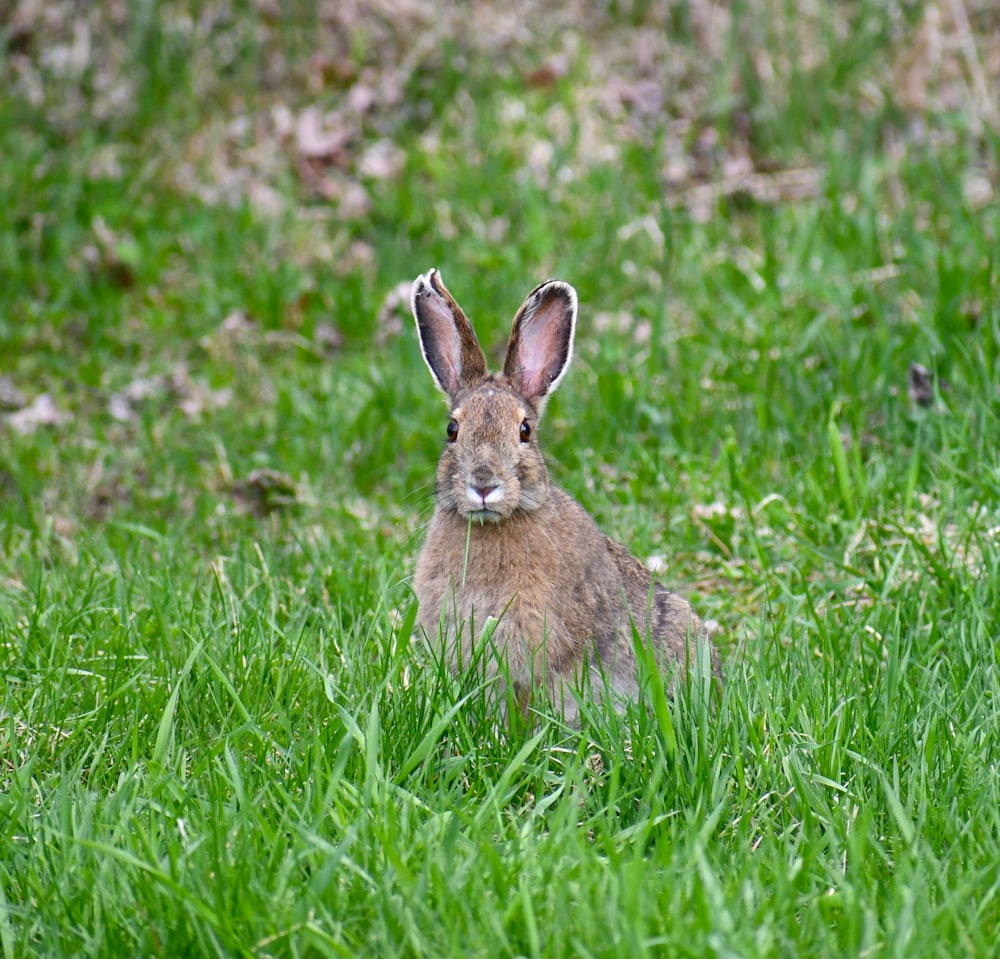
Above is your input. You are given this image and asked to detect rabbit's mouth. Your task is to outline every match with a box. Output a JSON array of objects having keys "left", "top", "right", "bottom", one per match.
[
  {"left": 468, "top": 507, "right": 505, "bottom": 524},
  {"left": 464, "top": 481, "right": 508, "bottom": 516}
]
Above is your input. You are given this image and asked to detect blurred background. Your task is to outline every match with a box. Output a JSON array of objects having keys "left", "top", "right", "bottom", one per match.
[{"left": 1, "top": 0, "right": 997, "bottom": 611}]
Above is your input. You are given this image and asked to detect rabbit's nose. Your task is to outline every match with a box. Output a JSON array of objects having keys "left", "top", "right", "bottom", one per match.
[
  {"left": 473, "top": 484, "right": 499, "bottom": 501},
  {"left": 470, "top": 464, "right": 497, "bottom": 487}
]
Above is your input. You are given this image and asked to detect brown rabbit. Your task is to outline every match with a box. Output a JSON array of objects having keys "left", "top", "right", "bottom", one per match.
[{"left": 411, "top": 269, "right": 720, "bottom": 721}]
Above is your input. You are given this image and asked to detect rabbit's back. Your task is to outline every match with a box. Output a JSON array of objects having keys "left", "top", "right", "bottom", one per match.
[{"left": 604, "top": 537, "right": 721, "bottom": 682}]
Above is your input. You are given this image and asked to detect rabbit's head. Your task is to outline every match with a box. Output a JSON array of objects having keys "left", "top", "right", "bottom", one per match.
[{"left": 411, "top": 269, "right": 577, "bottom": 522}]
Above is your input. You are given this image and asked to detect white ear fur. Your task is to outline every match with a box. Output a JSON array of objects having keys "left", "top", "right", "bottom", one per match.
[
  {"left": 409, "top": 269, "right": 436, "bottom": 318},
  {"left": 410, "top": 269, "right": 451, "bottom": 395}
]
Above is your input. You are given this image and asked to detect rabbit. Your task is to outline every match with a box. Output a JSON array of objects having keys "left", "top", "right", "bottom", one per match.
[{"left": 410, "top": 269, "right": 721, "bottom": 721}]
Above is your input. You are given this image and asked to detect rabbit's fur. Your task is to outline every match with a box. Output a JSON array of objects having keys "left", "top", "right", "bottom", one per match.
[{"left": 411, "top": 269, "right": 720, "bottom": 720}]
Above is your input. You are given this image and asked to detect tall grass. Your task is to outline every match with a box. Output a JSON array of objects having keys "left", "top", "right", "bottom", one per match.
[{"left": 2, "top": 1, "right": 998, "bottom": 955}]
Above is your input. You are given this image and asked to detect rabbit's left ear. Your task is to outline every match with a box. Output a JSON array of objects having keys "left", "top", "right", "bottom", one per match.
[{"left": 503, "top": 280, "right": 577, "bottom": 403}]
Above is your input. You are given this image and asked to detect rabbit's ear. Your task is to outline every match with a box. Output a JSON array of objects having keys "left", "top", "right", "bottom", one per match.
[
  {"left": 504, "top": 280, "right": 577, "bottom": 403},
  {"left": 411, "top": 269, "right": 488, "bottom": 398}
]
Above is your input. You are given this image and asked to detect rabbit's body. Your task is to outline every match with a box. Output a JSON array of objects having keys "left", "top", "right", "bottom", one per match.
[
  {"left": 416, "top": 481, "right": 643, "bottom": 707},
  {"left": 411, "top": 270, "right": 719, "bottom": 718}
]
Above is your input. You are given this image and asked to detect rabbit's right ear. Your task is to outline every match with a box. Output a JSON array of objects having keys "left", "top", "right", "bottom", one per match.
[{"left": 411, "top": 269, "right": 488, "bottom": 399}]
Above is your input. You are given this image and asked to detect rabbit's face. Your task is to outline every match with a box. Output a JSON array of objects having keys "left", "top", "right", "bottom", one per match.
[
  {"left": 413, "top": 269, "right": 574, "bottom": 522},
  {"left": 435, "top": 380, "right": 548, "bottom": 522}
]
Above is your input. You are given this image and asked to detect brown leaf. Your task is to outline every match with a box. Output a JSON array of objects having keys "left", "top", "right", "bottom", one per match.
[
  {"left": 221, "top": 310, "right": 257, "bottom": 339},
  {"left": 314, "top": 321, "right": 344, "bottom": 353},
  {"left": 524, "top": 53, "right": 570, "bottom": 89},
  {"left": 357, "top": 139, "right": 405, "bottom": 181},
  {"left": 169, "top": 365, "right": 233, "bottom": 420},
  {"left": 0, "top": 376, "right": 27, "bottom": 411},
  {"left": 231, "top": 468, "right": 299, "bottom": 516},
  {"left": 613, "top": 78, "right": 664, "bottom": 117},
  {"left": 907, "top": 363, "right": 934, "bottom": 407},
  {"left": 376, "top": 280, "right": 414, "bottom": 345},
  {"left": 313, "top": 175, "right": 371, "bottom": 218},
  {"left": 295, "top": 105, "right": 352, "bottom": 162},
  {"left": 89, "top": 215, "right": 138, "bottom": 288},
  {"left": 5, "top": 394, "right": 69, "bottom": 434},
  {"left": 107, "top": 372, "right": 168, "bottom": 422}
]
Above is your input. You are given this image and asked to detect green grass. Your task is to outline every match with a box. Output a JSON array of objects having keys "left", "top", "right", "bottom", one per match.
[{"left": 2, "top": 1, "right": 999, "bottom": 956}]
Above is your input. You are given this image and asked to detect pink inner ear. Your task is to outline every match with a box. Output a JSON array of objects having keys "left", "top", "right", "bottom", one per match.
[
  {"left": 427, "top": 301, "right": 463, "bottom": 382},
  {"left": 510, "top": 287, "right": 574, "bottom": 400},
  {"left": 439, "top": 330, "right": 462, "bottom": 393},
  {"left": 417, "top": 286, "right": 464, "bottom": 395},
  {"left": 518, "top": 320, "right": 563, "bottom": 398}
]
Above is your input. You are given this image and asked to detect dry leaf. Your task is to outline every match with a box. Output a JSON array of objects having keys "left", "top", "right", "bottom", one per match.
[
  {"left": 358, "top": 139, "right": 405, "bottom": 181},
  {"left": 908, "top": 362, "right": 934, "bottom": 407},
  {"left": 314, "top": 321, "right": 344, "bottom": 353},
  {"left": 169, "top": 365, "right": 233, "bottom": 420},
  {"left": 295, "top": 105, "right": 351, "bottom": 162},
  {"left": 316, "top": 176, "right": 371, "bottom": 219},
  {"left": 5, "top": 394, "right": 69, "bottom": 434},
  {"left": 107, "top": 374, "right": 164, "bottom": 422},
  {"left": 524, "top": 52, "right": 570, "bottom": 88},
  {"left": 0, "top": 376, "right": 27, "bottom": 411},
  {"left": 613, "top": 78, "right": 664, "bottom": 117},
  {"left": 221, "top": 310, "right": 256, "bottom": 339},
  {"left": 231, "top": 468, "right": 298, "bottom": 516},
  {"left": 963, "top": 171, "right": 993, "bottom": 209},
  {"left": 376, "top": 280, "right": 412, "bottom": 345}
]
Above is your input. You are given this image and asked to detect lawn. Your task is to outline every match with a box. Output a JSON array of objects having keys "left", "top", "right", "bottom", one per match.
[{"left": 1, "top": 1, "right": 999, "bottom": 956}]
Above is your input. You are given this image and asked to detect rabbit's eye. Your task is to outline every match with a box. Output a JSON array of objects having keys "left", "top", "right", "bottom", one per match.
[
  {"left": 519, "top": 420, "right": 531, "bottom": 443},
  {"left": 446, "top": 419, "right": 459, "bottom": 442}
]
